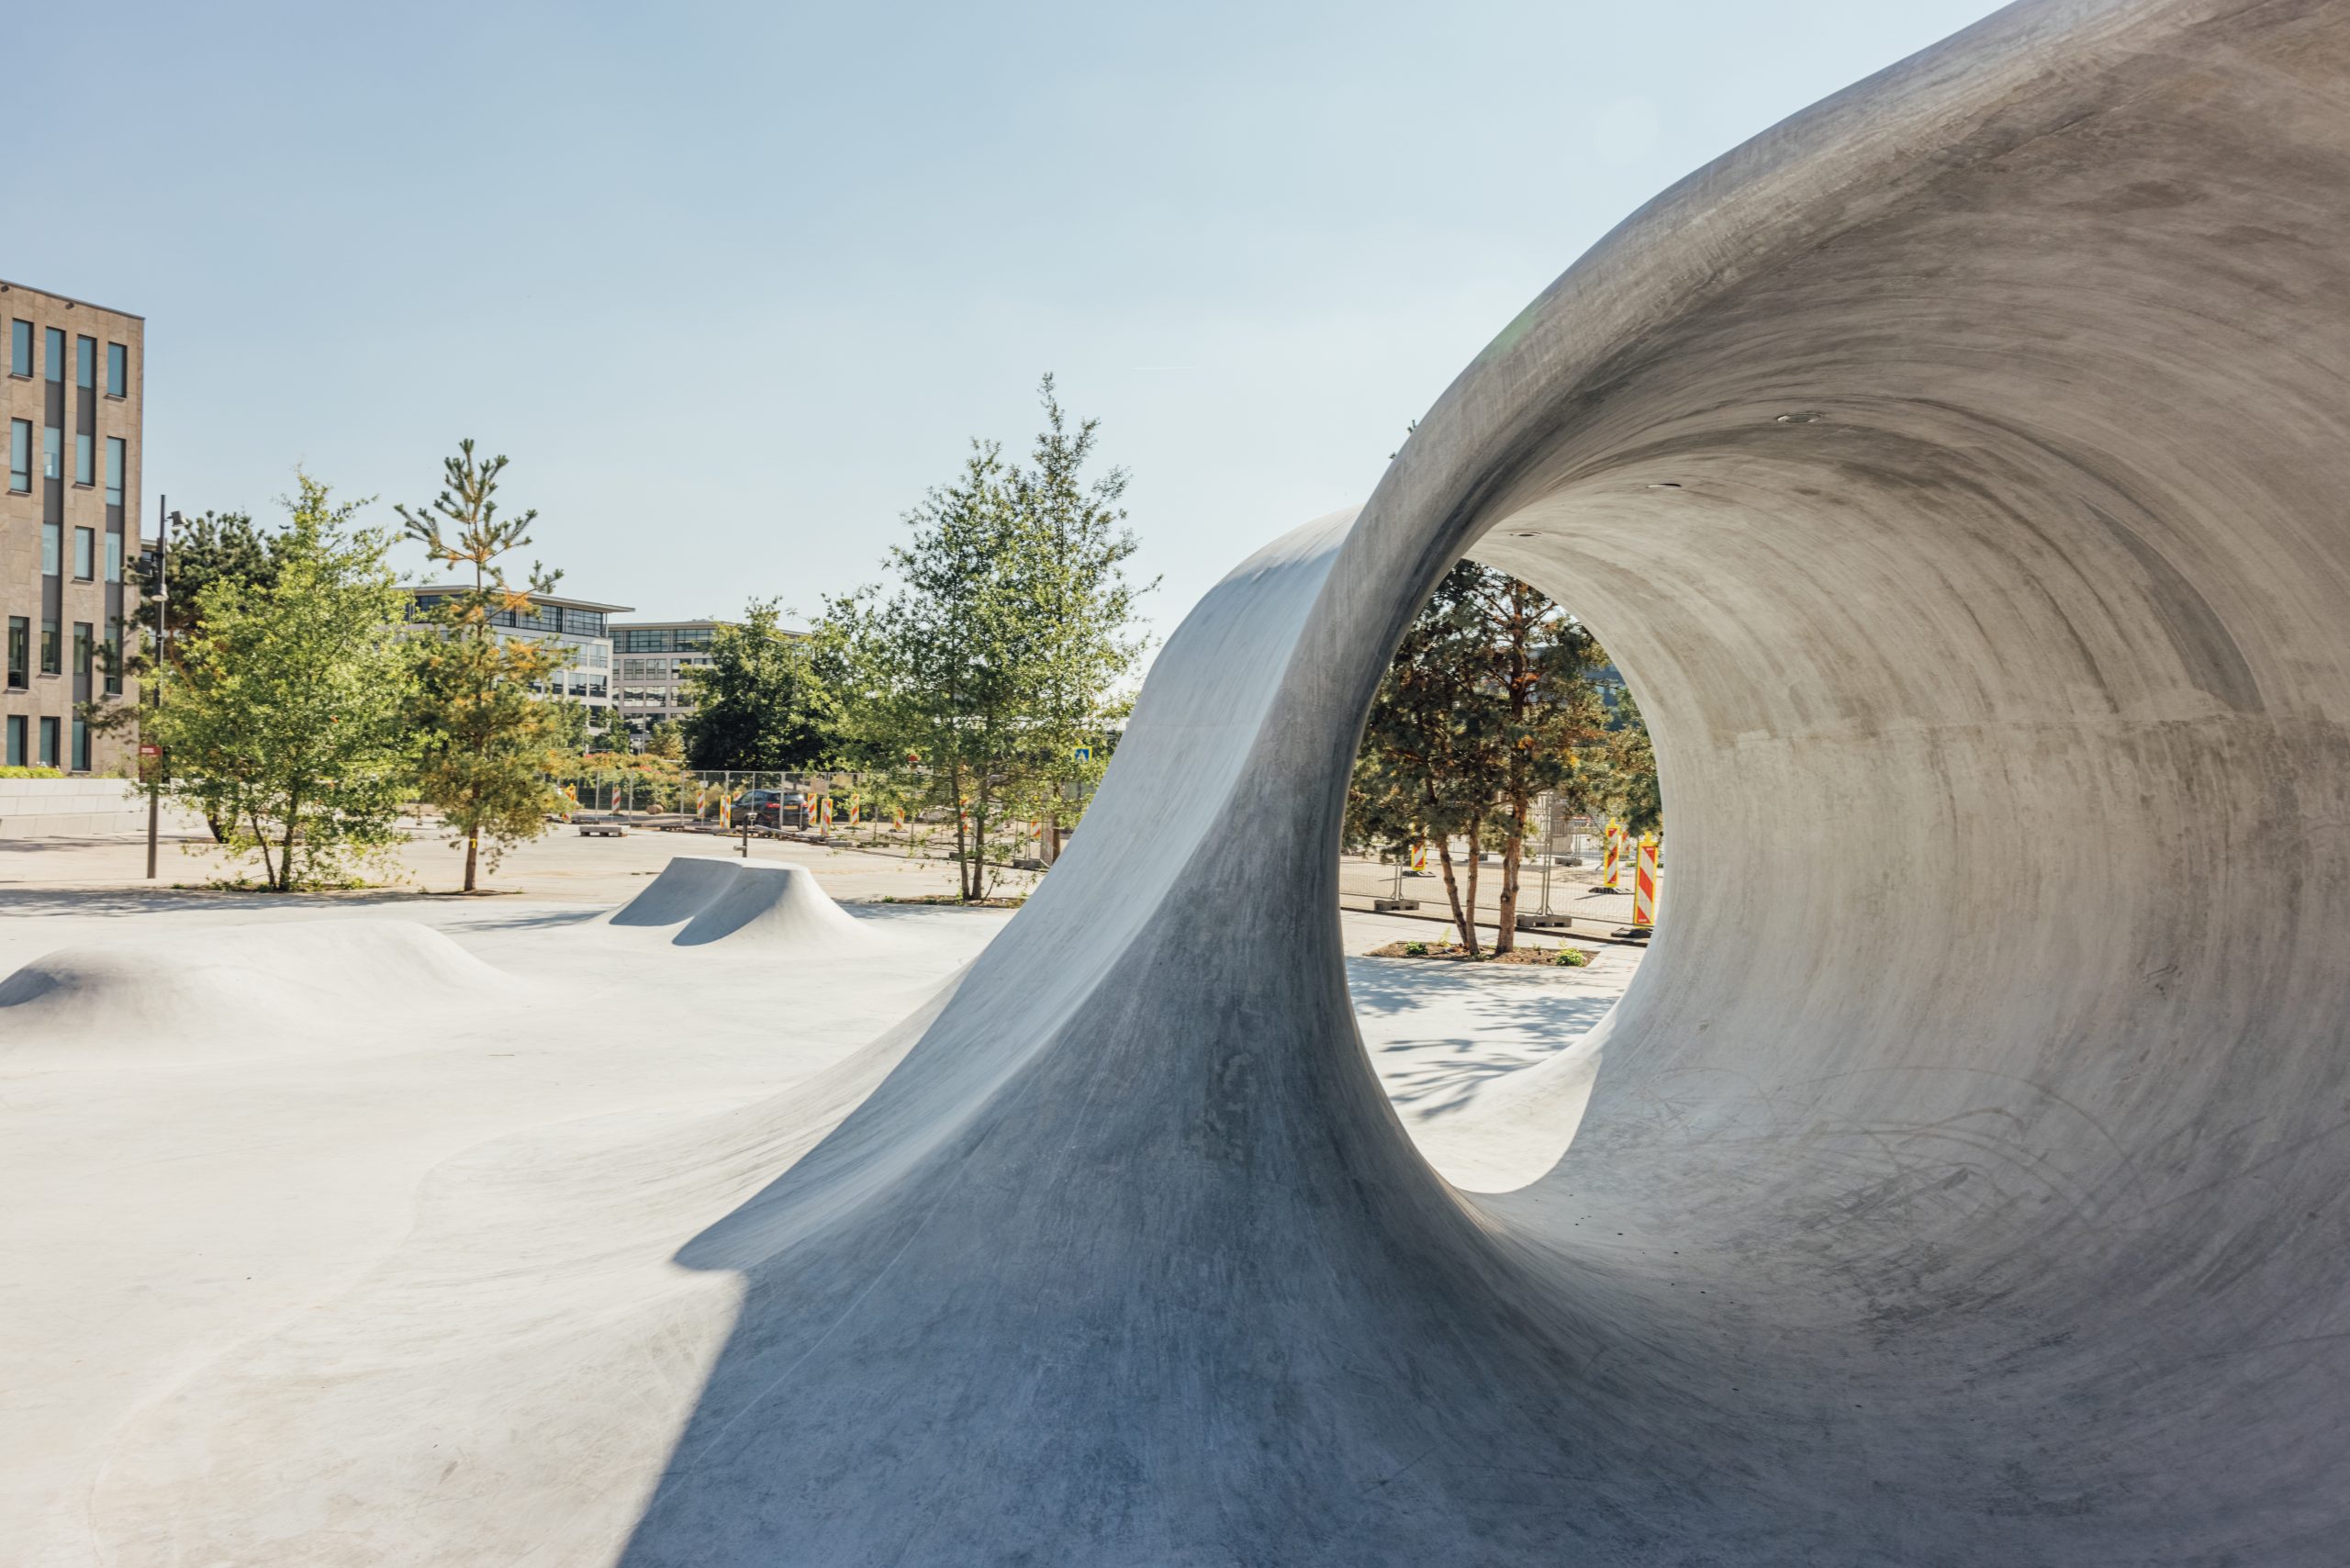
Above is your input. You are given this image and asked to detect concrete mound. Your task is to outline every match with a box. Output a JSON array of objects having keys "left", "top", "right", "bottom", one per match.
[
  {"left": 610, "top": 857, "right": 875, "bottom": 950},
  {"left": 609, "top": 857, "right": 743, "bottom": 928},
  {"left": 0, "top": 920, "right": 517, "bottom": 1070}
]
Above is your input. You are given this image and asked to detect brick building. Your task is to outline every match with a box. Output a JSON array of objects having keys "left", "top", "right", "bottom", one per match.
[{"left": 1, "top": 279, "right": 142, "bottom": 772}]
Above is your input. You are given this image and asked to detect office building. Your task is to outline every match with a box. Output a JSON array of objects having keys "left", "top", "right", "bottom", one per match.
[
  {"left": 2, "top": 280, "right": 142, "bottom": 772},
  {"left": 401, "top": 587, "right": 630, "bottom": 724},
  {"left": 609, "top": 617, "right": 767, "bottom": 744}
]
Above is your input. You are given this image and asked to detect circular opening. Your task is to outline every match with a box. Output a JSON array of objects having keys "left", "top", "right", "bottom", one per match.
[{"left": 1338, "top": 558, "right": 1662, "bottom": 1191}]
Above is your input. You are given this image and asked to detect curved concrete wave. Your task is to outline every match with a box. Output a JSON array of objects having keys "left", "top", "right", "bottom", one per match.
[{"left": 614, "top": 5, "right": 2350, "bottom": 1562}]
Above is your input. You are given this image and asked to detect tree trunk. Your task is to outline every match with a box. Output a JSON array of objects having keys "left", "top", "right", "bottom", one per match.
[
  {"left": 464, "top": 823, "right": 480, "bottom": 894},
  {"left": 1494, "top": 797, "right": 1527, "bottom": 955},
  {"left": 282, "top": 795, "right": 300, "bottom": 893},
  {"left": 1434, "top": 837, "right": 1468, "bottom": 948},
  {"left": 251, "top": 810, "right": 277, "bottom": 890},
  {"left": 1461, "top": 815, "right": 1484, "bottom": 958}
]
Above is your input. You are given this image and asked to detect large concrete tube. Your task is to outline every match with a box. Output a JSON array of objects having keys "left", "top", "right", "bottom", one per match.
[{"left": 604, "top": 3, "right": 2350, "bottom": 1561}]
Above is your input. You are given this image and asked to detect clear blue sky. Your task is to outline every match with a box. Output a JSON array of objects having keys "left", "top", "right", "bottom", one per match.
[{"left": 18, "top": 0, "right": 2002, "bottom": 636}]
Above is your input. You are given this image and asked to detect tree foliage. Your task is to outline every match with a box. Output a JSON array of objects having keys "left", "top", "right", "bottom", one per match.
[
  {"left": 133, "top": 510, "right": 280, "bottom": 651},
  {"left": 397, "top": 440, "right": 568, "bottom": 892},
  {"left": 1350, "top": 561, "right": 1653, "bottom": 954},
  {"left": 153, "top": 476, "right": 414, "bottom": 890},
  {"left": 822, "top": 376, "right": 1150, "bottom": 900},
  {"left": 681, "top": 600, "right": 841, "bottom": 769}
]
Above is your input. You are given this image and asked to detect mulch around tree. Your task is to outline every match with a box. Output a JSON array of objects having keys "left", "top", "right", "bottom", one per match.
[{"left": 1367, "top": 941, "right": 1592, "bottom": 967}]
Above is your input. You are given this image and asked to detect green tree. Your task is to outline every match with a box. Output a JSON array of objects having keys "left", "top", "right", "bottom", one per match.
[
  {"left": 646, "top": 718, "right": 687, "bottom": 761},
  {"left": 398, "top": 440, "right": 569, "bottom": 893},
  {"left": 93, "top": 510, "right": 285, "bottom": 828},
  {"left": 1453, "top": 569, "right": 1609, "bottom": 954},
  {"left": 681, "top": 600, "right": 841, "bottom": 769},
  {"left": 823, "top": 377, "right": 1149, "bottom": 901},
  {"left": 153, "top": 476, "right": 414, "bottom": 891},
  {"left": 134, "top": 510, "right": 279, "bottom": 650},
  {"left": 1355, "top": 562, "right": 1503, "bottom": 953}
]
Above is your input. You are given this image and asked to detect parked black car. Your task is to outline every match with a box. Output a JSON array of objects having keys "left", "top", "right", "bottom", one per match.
[{"left": 727, "top": 789, "right": 808, "bottom": 830}]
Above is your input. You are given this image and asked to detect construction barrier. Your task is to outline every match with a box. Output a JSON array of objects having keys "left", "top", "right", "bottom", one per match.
[
  {"left": 1410, "top": 841, "right": 1427, "bottom": 872},
  {"left": 1632, "top": 832, "right": 1660, "bottom": 928},
  {"left": 1599, "top": 821, "right": 1623, "bottom": 889}
]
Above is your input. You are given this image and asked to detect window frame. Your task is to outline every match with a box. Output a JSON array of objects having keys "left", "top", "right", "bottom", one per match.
[
  {"left": 8, "top": 319, "right": 29, "bottom": 377},
  {"left": 40, "top": 618, "right": 61, "bottom": 676},
  {"left": 74, "top": 432, "right": 94, "bottom": 487},
  {"left": 106, "top": 436, "right": 126, "bottom": 505},
  {"left": 106, "top": 342, "right": 127, "bottom": 398},
  {"left": 44, "top": 327, "right": 64, "bottom": 383},
  {"left": 38, "top": 715, "right": 59, "bottom": 767},
  {"left": 75, "top": 335, "right": 95, "bottom": 390},
  {"left": 6, "top": 617, "right": 27, "bottom": 689},
  {"left": 7, "top": 419, "right": 28, "bottom": 491},
  {"left": 73, "top": 528, "right": 95, "bottom": 581}
]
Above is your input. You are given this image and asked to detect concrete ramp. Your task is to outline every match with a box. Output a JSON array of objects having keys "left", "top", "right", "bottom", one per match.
[
  {"left": 676, "top": 865, "right": 874, "bottom": 948},
  {"left": 609, "top": 857, "right": 744, "bottom": 928},
  {"left": 0, "top": 921, "right": 517, "bottom": 1070},
  {"left": 610, "top": 856, "right": 875, "bottom": 950}
]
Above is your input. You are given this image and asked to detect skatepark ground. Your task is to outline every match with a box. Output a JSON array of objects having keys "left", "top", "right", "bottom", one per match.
[{"left": 0, "top": 836, "right": 1638, "bottom": 1567}]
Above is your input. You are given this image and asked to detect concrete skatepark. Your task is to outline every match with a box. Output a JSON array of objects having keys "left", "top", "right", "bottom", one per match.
[{"left": 8, "top": 0, "right": 2350, "bottom": 1560}]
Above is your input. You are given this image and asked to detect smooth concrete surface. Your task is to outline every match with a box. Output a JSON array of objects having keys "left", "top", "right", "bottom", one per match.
[
  {"left": 0, "top": 894, "right": 1618, "bottom": 1567},
  {"left": 16, "top": 0, "right": 2350, "bottom": 1561}
]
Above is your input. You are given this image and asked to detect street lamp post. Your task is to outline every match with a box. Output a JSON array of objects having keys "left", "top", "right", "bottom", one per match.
[{"left": 143, "top": 499, "right": 172, "bottom": 880}]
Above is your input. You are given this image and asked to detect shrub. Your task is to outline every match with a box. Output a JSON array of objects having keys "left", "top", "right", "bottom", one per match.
[
  {"left": 0, "top": 765, "right": 65, "bottom": 778},
  {"left": 1403, "top": 941, "right": 1427, "bottom": 957},
  {"left": 1553, "top": 947, "right": 1592, "bottom": 967}
]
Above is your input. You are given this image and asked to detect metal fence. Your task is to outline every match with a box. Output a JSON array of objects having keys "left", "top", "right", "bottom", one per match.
[{"left": 541, "top": 767, "right": 1084, "bottom": 865}]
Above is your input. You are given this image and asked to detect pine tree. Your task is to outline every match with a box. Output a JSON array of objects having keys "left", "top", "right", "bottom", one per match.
[{"left": 397, "top": 441, "right": 568, "bottom": 893}]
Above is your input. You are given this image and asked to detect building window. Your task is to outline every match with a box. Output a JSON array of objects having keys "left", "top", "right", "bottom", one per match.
[
  {"left": 9, "top": 319, "right": 28, "bottom": 376},
  {"left": 73, "top": 720, "right": 89, "bottom": 772},
  {"left": 41, "top": 522, "right": 60, "bottom": 577},
  {"left": 105, "top": 625, "right": 123, "bottom": 695},
  {"left": 44, "top": 328, "right": 64, "bottom": 382},
  {"left": 43, "top": 427, "right": 62, "bottom": 480},
  {"left": 8, "top": 420, "right": 27, "bottom": 490},
  {"left": 106, "top": 342, "right": 127, "bottom": 397},
  {"left": 76, "top": 335, "right": 95, "bottom": 389},
  {"left": 39, "top": 716, "right": 59, "bottom": 767},
  {"left": 73, "top": 622, "right": 93, "bottom": 679},
  {"left": 106, "top": 437, "right": 125, "bottom": 506},
  {"left": 5, "top": 714, "right": 22, "bottom": 767},
  {"left": 74, "top": 528, "right": 95, "bottom": 579},
  {"left": 6, "top": 618, "right": 26, "bottom": 688},
  {"left": 40, "top": 619, "right": 60, "bottom": 676},
  {"left": 106, "top": 533, "right": 122, "bottom": 583},
  {"left": 75, "top": 433, "right": 94, "bottom": 486}
]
